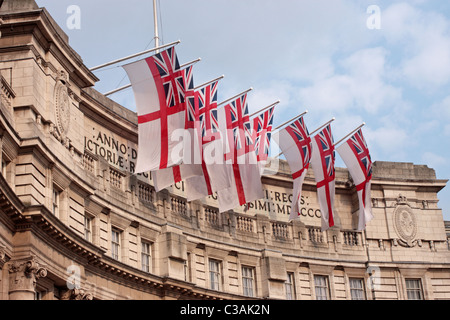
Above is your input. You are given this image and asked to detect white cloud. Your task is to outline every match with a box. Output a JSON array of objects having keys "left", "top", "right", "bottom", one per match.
[
  {"left": 431, "top": 95, "right": 450, "bottom": 119},
  {"left": 422, "top": 152, "right": 446, "bottom": 169},
  {"left": 383, "top": 2, "right": 450, "bottom": 89},
  {"left": 297, "top": 47, "right": 402, "bottom": 115},
  {"left": 427, "top": 95, "right": 450, "bottom": 136},
  {"left": 364, "top": 126, "right": 410, "bottom": 161},
  {"left": 247, "top": 80, "right": 296, "bottom": 116}
]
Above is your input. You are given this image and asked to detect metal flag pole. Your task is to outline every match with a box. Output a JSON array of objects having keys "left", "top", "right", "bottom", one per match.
[
  {"left": 249, "top": 100, "right": 281, "bottom": 118},
  {"left": 104, "top": 84, "right": 133, "bottom": 97},
  {"left": 217, "top": 87, "right": 254, "bottom": 107},
  {"left": 89, "top": 40, "right": 181, "bottom": 72},
  {"left": 273, "top": 110, "right": 309, "bottom": 132},
  {"left": 103, "top": 57, "right": 202, "bottom": 97},
  {"left": 194, "top": 75, "right": 225, "bottom": 91},
  {"left": 180, "top": 57, "right": 202, "bottom": 69},
  {"left": 153, "top": 0, "right": 160, "bottom": 49},
  {"left": 273, "top": 117, "right": 336, "bottom": 159},
  {"left": 310, "top": 117, "right": 336, "bottom": 137},
  {"left": 334, "top": 122, "right": 366, "bottom": 147}
]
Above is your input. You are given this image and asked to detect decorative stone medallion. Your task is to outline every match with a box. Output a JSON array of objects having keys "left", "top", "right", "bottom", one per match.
[
  {"left": 393, "top": 197, "right": 418, "bottom": 247},
  {"left": 55, "top": 81, "right": 71, "bottom": 137}
]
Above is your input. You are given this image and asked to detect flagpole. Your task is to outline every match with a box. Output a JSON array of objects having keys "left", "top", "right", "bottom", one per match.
[
  {"left": 194, "top": 75, "right": 225, "bottom": 90},
  {"left": 273, "top": 110, "right": 309, "bottom": 132},
  {"left": 249, "top": 100, "right": 280, "bottom": 118},
  {"left": 310, "top": 117, "right": 336, "bottom": 136},
  {"left": 153, "top": 0, "right": 160, "bottom": 49},
  {"left": 104, "top": 84, "right": 133, "bottom": 97},
  {"left": 181, "top": 57, "right": 202, "bottom": 69},
  {"left": 273, "top": 117, "right": 336, "bottom": 159},
  {"left": 103, "top": 57, "right": 201, "bottom": 97},
  {"left": 334, "top": 123, "right": 366, "bottom": 147},
  {"left": 217, "top": 87, "right": 253, "bottom": 107},
  {"left": 89, "top": 40, "right": 181, "bottom": 72}
]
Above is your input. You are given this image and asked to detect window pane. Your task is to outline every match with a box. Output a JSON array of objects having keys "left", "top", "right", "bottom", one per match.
[
  {"left": 242, "top": 267, "right": 254, "bottom": 297},
  {"left": 350, "top": 278, "right": 366, "bottom": 300},
  {"left": 286, "top": 273, "right": 294, "bottom": 300},
  {"left": 141, "top": 242, "right": 151, "bottom": 272},
  {"left": 314, "top": 275, "right": 329, "bottom": 300},
  {"left": 84, "top": 216, "right": 92, "bottom": 242},
  {"left": 209, "top": 260, "right": 220, "bottom": 291},
  {"left": 406, "top": 279, "right": 423, "bottom": 300},
  {"left": 52, "top": 188, "right": 59, "bottom": 217},
  {"left": 184, "top": 253, "right": 191, "bottom": 282},
  {"left": 111, "top": 229, "right": 120, "bottom": 260}
]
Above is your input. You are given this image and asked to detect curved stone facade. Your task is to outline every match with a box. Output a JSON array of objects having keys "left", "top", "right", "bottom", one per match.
[{"left": 0, "top": 0, "right": 449, "bottom": 300}]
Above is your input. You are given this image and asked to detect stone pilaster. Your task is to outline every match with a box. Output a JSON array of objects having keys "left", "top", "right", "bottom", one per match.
[
  {"left": 0, "top": 245, "right": 7, "bottom": 270},
  {"left": 8, "top": 256, "right": 47, "bottom": 300}
]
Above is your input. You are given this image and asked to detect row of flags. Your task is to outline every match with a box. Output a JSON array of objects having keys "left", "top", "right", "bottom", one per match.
[
  {"left": 274, "top": 118, "right": 373, "bottom": 231},
  {"left": 123, "top": 45, "right": 373, "bottom": 232}
]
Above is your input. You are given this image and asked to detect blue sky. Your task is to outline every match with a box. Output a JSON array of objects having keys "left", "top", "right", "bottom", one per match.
[{"left": 36, "top": 0, "right": 450, "bottom": 220}]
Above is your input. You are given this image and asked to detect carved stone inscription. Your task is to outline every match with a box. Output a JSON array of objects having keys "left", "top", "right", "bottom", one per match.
[{"left": 85, "top": 129, "right": 141, "bottom": 175}]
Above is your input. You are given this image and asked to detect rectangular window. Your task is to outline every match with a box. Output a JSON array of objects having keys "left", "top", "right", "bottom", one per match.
[
  {"left": 285, "top": 272, "right": 295, "bottom": 300},
  {"left": 1, "top": 157, "right": 7, "bottom": 177},
  {"left": 111, "top": 228, "right": 121, "bottom": 261},
  {"left": 314, "top": 275, "right": 330, "bottom": 300},
  {"left": 184, "top": 252, "right": 191, "bottom": 282},
  {"left": 84, "top": 216, "right": 92, "bottom": 242},
  {"left": 349, "top": 278, "right": 366, "bottom": 300},
  {"left": 141, "top": 241, "right": 152, "bottom": 273},
  {"left": 242, "top": 266, "right": 255, "bottom": 297},
  {"left": 52, "top": 187, "right": 60, "bottom": 217},
  {"left": 209, "top": 259, "right": 221, "bottom": 291},
  {"left": 406, "top": 279, "right": 423, "bottom": 300}
]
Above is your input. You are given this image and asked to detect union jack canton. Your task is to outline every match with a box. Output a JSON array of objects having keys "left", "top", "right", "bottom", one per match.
[
  {"left": 252, "top": 106, "right": 275, "bottom": 163},
  {"left": 197, "top": 81, "right": 220, "bottom": 144},
  {"left": 285, "top": 117, "right": 312, "bottom": 179}
]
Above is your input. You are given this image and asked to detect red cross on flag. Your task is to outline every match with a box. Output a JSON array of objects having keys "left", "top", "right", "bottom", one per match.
[
  {"left": 272, "top": 116, "right": 312, "bottom": 221},
  {"left": 185, "top": 81, "right": 231, "bottom": 201},
  {"left": 152, "top": 65, "right": 203, "bottom": 192},
  {"left": 123, "top": 47, "right": 187, "bottom": 173},
  {"left": 217, "top": 94, "right": 264, "bottom": 213},
  {"left": 311, "top": 124, "right": 336, "bottom": 231},
  {"left": 337, "top": 128, "right": 373, "bottom": 231}
]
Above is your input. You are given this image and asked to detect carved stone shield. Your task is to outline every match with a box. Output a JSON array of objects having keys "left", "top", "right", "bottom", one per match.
[
  {"left": 393, "top": 204, "right": 418, "bottom": 247},
  {"left": 55, "top": 81, "right": 71, "bottom": 136}
]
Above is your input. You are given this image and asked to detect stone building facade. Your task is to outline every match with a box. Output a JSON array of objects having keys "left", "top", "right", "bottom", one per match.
[{"left": 0, "top": 0, "right": 449, "bottom": 300}]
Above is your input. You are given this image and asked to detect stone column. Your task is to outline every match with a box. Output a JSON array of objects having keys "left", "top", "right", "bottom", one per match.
[
  {"left": 8, "top": 256, "right": 47, "bottom": 300},
  {"left": 0, "top": 245, "right": 9, "bottom": 299}
]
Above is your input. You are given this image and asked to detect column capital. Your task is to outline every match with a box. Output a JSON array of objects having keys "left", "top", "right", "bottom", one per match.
[
  {"left": 61, "top": 288, "right": 94, "bottom": 300},
  {"left": 8, "top": 255, "right": 47, "bottom": 299}
]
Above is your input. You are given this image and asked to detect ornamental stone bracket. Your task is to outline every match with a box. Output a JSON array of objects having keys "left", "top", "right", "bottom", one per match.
[
  {"left": 8, "top": 255, "right": 48, "bottom": 300},
  {"left": 60, "top": 288, "right": 94, "bottom": 300},
  {"left": 392, "top": 195, "right": 418, "bottom": 248}
]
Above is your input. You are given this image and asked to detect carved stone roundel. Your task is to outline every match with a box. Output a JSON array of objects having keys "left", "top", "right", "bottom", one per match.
[
  {"left": 55, "top": 82, "right": 71, "bottom": 136},
  {"left": 393, "top": 204, "right": 417, "bottom": 246}
]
